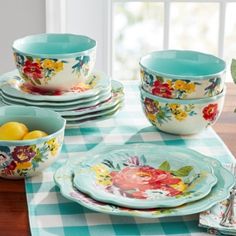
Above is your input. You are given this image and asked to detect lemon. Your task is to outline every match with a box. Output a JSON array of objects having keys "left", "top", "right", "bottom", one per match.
[
  {"left": 0, "top": 121, "right": 29, "bottom": 140},
  {"left": 23, "top": 130, "right": 48, "bottom": 140}
]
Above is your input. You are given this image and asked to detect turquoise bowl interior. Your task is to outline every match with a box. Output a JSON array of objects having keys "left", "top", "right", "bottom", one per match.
[
  {"left": 0, "top": 105, "right": 66, "bottom": 145},
  {"left": 140, "top": 50, "right": 226, "bottom": 79},
  {"left": 12, "top": 33, "right": 96, "bottom": 58}
]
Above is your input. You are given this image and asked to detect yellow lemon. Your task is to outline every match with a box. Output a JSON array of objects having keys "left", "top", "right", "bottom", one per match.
[
  {"left": 0, "top": 121, "right": 29, "bottom": 140},
  {"left": 23, "top": 130, "right": 48, "bottom": 140}
]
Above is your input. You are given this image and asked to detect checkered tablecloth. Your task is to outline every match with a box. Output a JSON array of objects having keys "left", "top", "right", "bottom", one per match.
[{"left": 25, "top": 81, "right": 235, "bottom": 236}]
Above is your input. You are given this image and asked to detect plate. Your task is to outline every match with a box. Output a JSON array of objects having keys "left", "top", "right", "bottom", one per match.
[
  {"left": 61, "top": 80, "right": 124, "bottom": 117},
  {"left": 73, "top": 144, "right": 217, "bottom": 209},
  {"left": 0, "top": 87, "right": 111, "bottom": 106},
  {"left": 0, "top": 89, "right": 111, "bottom": 110},
  {"left": 63, "top": 101, "right": 124, "bottom": 121},
  {"left": 65, "top": 105, "right": 123, "bottom": 128},
  {"left": 0, "top": 70, "right": 111, "bottom": 101},
  {"left": 0, "top": 89, "right": 112, "bottom": 112},
  {"left": 54, "top": 144, "right": 234, "bottom": 218}
]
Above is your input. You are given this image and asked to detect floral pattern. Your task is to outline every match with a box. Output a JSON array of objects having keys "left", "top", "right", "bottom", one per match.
[
  {"left": 14, "top": 52, "right": 65, "bottom": 86},
  {"left": 0, "top": 137, "right": 62, "bottom": 177},
  {"left": 90, "top": 156, "right": 195, "bottom": 200},
  {"left": 18, "top": 74, "right": 97, "bottom": 96},
  {"left": 141, "top": 69, "right": 199, "bottom": 99},
  {"left": 202, "top": 104, "right": 218, "bottom": 122},
  {"left": 143, "top": 97, "right": 197, "bottom": 125},
  {"left": 140, "top": 69, "right": 224, "bottom": 99}
]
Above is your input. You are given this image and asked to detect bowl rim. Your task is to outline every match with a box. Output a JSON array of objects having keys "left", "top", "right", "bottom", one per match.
[
  {"left": 12, "top": 33, "right": 97, "bottom": 59},
  {"left": 139, "top": 50, "right": 226, "bottom": 80},
  {"left": 0, "top": 105, "right": 66, "bottom": 145},
  {"left": 139, "top": 85, "right": 226, "bottom": 105}
]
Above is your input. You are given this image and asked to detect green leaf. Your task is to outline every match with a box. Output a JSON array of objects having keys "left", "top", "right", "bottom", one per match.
[
  {"left": 172, "top": 166, "right": 193, "bottom": 177},
  {"left": 159, "top": 161, "right": 170, "bottom": 171},
  {"left": 231, "top": 59, "right": 236, "bottom": 84}
]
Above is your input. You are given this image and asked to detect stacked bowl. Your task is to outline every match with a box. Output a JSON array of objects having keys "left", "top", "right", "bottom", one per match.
[
  {"left": 0, "top": 34, "right": 124, "bottom": 127},
  {"left": 139, "top": 50, "right": 226, "bottom": 135}
]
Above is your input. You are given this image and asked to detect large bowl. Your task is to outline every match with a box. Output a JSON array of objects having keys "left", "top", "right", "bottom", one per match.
[
  {"left": 12, "top": 33, "right": 96, "bottom": 91},
  {"left": 139, "top": 50, "right": 226, "bottom": 99},
  {"left": 0, "top": 105, "right": 66, "bottom": 179},
  {"left": 140, "top": 86, "right": 225, "bottom": 135}
]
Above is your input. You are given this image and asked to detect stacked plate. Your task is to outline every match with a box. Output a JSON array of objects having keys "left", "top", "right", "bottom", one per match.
[
  {"left": 54, "top": 144, "right": 235, "bottom": 218},
  {"left": 0, "top": 70, "right": 124, "bottom": 127}
]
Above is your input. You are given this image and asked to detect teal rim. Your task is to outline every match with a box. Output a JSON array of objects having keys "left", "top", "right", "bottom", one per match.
[
  {"left": 139, "top": 85, "right": 226, "bottom": 104},
  {"left": 139, "top": 50, "right": 226, "bottom": 80},
  {"left": 12, "top": 33, "right": 97, "bottom": 59}
]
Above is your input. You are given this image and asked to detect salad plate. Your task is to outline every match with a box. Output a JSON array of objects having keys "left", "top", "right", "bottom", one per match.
[
  {"left": 0, "top": 86, "right": 111, "bottom": 106},
  {"left": 0, "top": 90, "right": 112, "bottom": 112},
  {"left": 54, "top": 144, "right": 234, "bottom": 218},
  {"left": 0, "top": 70, "right": 111, "bottom": 101},
  {"left": 73, "top": 144, "right": 217, "bottom": 209},
  {"left": 61, "top": 80, "right": 124, "bottom": 117}
]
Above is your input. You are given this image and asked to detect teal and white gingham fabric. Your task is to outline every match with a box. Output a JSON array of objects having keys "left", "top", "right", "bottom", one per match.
[{"left": 25, "top": 81, "right": 235, "bottom": 236}]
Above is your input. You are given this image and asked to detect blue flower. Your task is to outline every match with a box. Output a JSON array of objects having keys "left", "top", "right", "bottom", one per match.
[{"left": 0, "top": 146, "right": 11, "bottom": 167}]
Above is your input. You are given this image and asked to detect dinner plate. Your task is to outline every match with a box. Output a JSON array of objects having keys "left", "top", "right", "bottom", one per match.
[
  {"left": 54, "top": 144, "right": 234, "bottom": 218},
  {"left": 72, "top": 144, "right": 217, "bottom": 209},
  {"left": 0, "top": 70, "right": 111, "bottom": 101},
  {"left": 65, "top": 105, "right": 123, "bottom": 128},
  {"left": 63, "top": 101, "right": 124, "bottom": 121}
]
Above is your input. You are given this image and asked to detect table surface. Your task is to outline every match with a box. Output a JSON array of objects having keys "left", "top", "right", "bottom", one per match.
[{"left": 0, "top": 83, "right": 235, "bottom": 236}]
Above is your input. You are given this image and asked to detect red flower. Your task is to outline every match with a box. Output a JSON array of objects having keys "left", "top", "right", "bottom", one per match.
[
  {"left": 203, "top": 104, "right": 218, "bottom": 121},
  {"left": 144, "top": 98, "right": 158, "bottom": 113},
  {"left": 7, "top": 161, "right": 17, "bottom": 170},
  {"left": 23, "top": 60, "right": 43, "bottom": 80},
  {"left": 152, "top": 80, "right": 173, "bottom": 98},
  {"left": 111, "top": 166, "right": 182, "bottom": 199},
  {"left": 12, "top": 146, "right": 36, "bottom": 163}
]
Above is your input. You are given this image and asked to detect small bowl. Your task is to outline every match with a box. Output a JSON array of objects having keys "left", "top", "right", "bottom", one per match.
[
  {"left": 0, "top": 105, "right": 66, "bottom": 179},
  {"left": 140, "top": 86, "right": 225, "bottom": 135},
  {"left": 12, "top": 33, "right": 96, "bottom": 91},
  {"left": 139, "top": 50, "right": 226, "bottom": 99}
]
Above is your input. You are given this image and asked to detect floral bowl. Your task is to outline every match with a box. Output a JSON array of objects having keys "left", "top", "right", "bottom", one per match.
[
  {"left": 139, "top": 50, "right": 226, "bottom": 99},
  {"left": 0, "top": 105, "right": 65, "bottom": 179},
  {"left": 12, "top": 33, "right": 96, "bottom": 91},
  {"left": 140, "top": 86, "right": 225, "bottom": 135}
]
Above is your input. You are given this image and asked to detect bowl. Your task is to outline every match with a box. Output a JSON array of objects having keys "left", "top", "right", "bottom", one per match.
[
  {"left": 139, "top": 50, "right": 226, "bottom": 99},
  {"left": 0, "top": 105, "right": 66, "bottom": 179},
  {"left": 140, "top": 86, "right": 225, "bottom": 135},
  {"left": 12, "top": 33, "right": 96, "bottom": 91}
]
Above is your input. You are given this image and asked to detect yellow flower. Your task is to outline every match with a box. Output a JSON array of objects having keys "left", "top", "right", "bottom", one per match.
[
  {"left": 169, "top": 103, "right": 180, "bottom": 111},
  {"left": 47, "top": 138, "right": 59, "bottom": 156},
  {"left": 16, "top": 162, "right": 32, "bottom": 170},
  {"left": 53, "top": 61, "right": 64, "bottom": 72},
  {"left": 171, "top": 180, "right": 187, "bottom": 192},
  {"left": 174, "top": 80, "right": 187, "bottom": 91},
  {"left": 166, "top": 80, "right": 173, "bottom": 87},
  {"left": 91, "top": 163, "right": 110, "bottom": 176},
  {"left": 42, "top": 59, "right": 55, "bottom": 69},
  {"left": 147, "top": 113, "right": 156, "bottom": 122},
  {"left": 91, "top": 164, "right": 112, "bottom": 186},
  {"left": 184, "top": 83, "right": 196, "bottom": 94},
  {"left": 175, "top": 110, "right": 188, "bottom": 121}
]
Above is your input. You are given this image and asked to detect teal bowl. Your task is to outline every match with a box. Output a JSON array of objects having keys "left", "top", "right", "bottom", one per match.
[
  {"left": 0, "top": 105, "right": 66, "bottom": 179},
  {"left": 139, "top": 50, "right": 226, "bottom": 99},
  {"left": 12, "top": 33, "right": 97, "bottom": 91}
]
